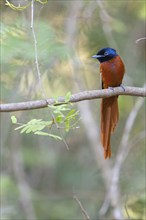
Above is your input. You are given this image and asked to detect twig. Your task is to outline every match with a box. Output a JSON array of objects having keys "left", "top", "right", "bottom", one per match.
[
  {"left": 136, "top": 37, "right": 146, "bottom": 43},
  {"left": 30, "top": 0, "right": 46, "bottom": 98},
  {"left": 30, "top": 0, "right": 70, "bottom": 151},
  {"left": 73, "top": 195, "right": 91, "bottom": 220},
  {"left": 51, "top": 112, "right": 69, "bottom": 150},
  {"left": 0, "top": 86, "right": 146, "bottom": 112}
]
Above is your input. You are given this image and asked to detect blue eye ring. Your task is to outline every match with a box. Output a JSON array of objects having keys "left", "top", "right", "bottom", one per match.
[{"left": 104, "top": 51, "right": 108, "bottom": 56}]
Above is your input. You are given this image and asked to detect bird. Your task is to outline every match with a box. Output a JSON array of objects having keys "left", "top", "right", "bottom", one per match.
[{"left": 92, "top": 47, "right": 125, "bottom": 159}]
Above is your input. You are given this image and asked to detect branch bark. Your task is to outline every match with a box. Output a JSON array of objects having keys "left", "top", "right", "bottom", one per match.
[
  {"left": 73, "top": 195, "right": 91, "bottom": 220},
  {"left": 0, "top": 86, "right": 145, "bottom": 112}
]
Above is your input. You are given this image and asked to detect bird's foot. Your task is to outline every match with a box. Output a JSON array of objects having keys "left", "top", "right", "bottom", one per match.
[
  {"left": 108, "top": 86, "right": 114, "bottom": 92},
  {"left": 120, "top": 84, "right": 125, "bottom": 92}
]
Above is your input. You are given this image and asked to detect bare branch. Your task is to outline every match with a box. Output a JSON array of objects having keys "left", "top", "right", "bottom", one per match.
[
  {"left": 0, "top": 86, "right": 145, "bottom": 112},
  {"left": 30, "top": 0, "right": 46, "bottom": 98},
  {"left": 73, "top": 195, "right": 91, "bottom": 220}
]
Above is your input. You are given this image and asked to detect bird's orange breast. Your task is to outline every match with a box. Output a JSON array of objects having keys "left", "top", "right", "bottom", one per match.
[{"left": 100, "top": 55, "right": 125, "bottom": 89}]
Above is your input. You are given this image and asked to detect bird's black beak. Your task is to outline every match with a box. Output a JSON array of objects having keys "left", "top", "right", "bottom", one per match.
[{"left": 92, "top": 54, "right": 104, "bottom": 59}]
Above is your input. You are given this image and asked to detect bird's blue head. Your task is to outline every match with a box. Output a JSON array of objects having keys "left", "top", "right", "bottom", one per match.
[{"left": 92, "top": 47, "right": 118, "bottom": 63}]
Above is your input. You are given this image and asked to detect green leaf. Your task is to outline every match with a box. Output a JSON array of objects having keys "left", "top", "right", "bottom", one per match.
[
  {"left": 15, "top": 124, "right": 26, "bottom": 130},
  {"left": 25, "top": 127, "right": 33, "bottom": 134},
  {"left": 53, "top": 110, "right": 65, "bottom": 116},
  {"left": 14, "top": 118, "right": 54, "bottom": 134},
  {"left": 49, "top": 104, "right": 70, "bottom": 113},
  {"left": 34, "top": 131, "right": 50, "bottom": 136},
  {"left": 53, "top": 105, "right": 70, "bottom": 113},
  {"left": 45, "top": 121, "right": 53, "bottom": 127},
  {"left": 34, "top": 124, "right": 46, "bottom": 131},
  {"left": 65, "top": 91, "right": 71, "bottom": 102},
  {"left": 64, "top": 110, "right": 79, "bottom": 123},
  {"left": 48, "top": 134, "right": 62, "bottom": 140},
  {"left": 20, "top": 125, "right": 30, "bottom": 134},
  {"left": 56, "top": 115, "right": 64, "bottom": 123},
  {"left": 11, "top": 116, "right": 17, "bottom": 124},
  {"left": 25, "top": 124, "right": 45, "bottom": 133},
  {"left": 65, "top": 120, "right": 70, "bottom": 132},
  {"left": 65, "top": 109, "right": 79, "bottom": 120},
  {"left": 27, "top": 119, "right": 42, "bottom": 124},
  {"left": 48, "top": 105, "right": 57, "bottom": 110}
]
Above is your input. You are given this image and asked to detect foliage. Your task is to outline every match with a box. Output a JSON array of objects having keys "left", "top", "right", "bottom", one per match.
[
  {"left": 5, "top": 0, "right": 48, "bottom": 11},
  {"left": 0, "top": 21, "right": 69, "bottom": 65},
  {"left": 5, "top": 0, "right": 31, "bottom": 10},
  {"left": 11, "top": 93, "right": 80, "bottom": 140}
]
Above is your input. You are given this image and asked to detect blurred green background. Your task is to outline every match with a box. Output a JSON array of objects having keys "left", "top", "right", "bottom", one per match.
[{"left": 1, "top": 0, "right": 145, "bottom": 219}]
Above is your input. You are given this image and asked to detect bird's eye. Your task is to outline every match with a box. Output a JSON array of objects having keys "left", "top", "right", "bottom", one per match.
[{"left": 104, "top": 51, "right": 108, "bottom": 56}]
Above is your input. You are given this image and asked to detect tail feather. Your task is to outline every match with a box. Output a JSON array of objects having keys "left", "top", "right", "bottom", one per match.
[{"left": 101, "top": 97, "right": 119, "bottom": 159}]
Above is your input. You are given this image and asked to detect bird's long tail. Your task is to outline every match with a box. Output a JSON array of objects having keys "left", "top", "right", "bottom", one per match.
[{"left": 100, "top": 96, "right": 119, "bottom": 159}]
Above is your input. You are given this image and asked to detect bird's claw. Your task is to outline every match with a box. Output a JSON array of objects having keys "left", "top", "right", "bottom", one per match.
[
  {"left": 108, "top": 86, "right": 114, "bottom": 92},
  {"left": 120, "top": 84, "right": 125, "bottom": 91}
]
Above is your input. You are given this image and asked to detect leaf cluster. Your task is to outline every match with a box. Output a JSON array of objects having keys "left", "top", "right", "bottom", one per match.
[
  {"left": 1, "top": 21, "right": 69, "bottom": 66},
  {"left": 11, "top": 93, "right": 80, "bottom": 140}
]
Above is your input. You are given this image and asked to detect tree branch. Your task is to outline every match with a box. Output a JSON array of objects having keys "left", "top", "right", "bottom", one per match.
[
  {"left": 0, "top": 86, "right": 145, "bottom": 112},
  {"left": 73, "top": 195, "right": 91, "bottom": 220},
  {"left": 30, "top": 0, "right": 47, "bottom": 98}
]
